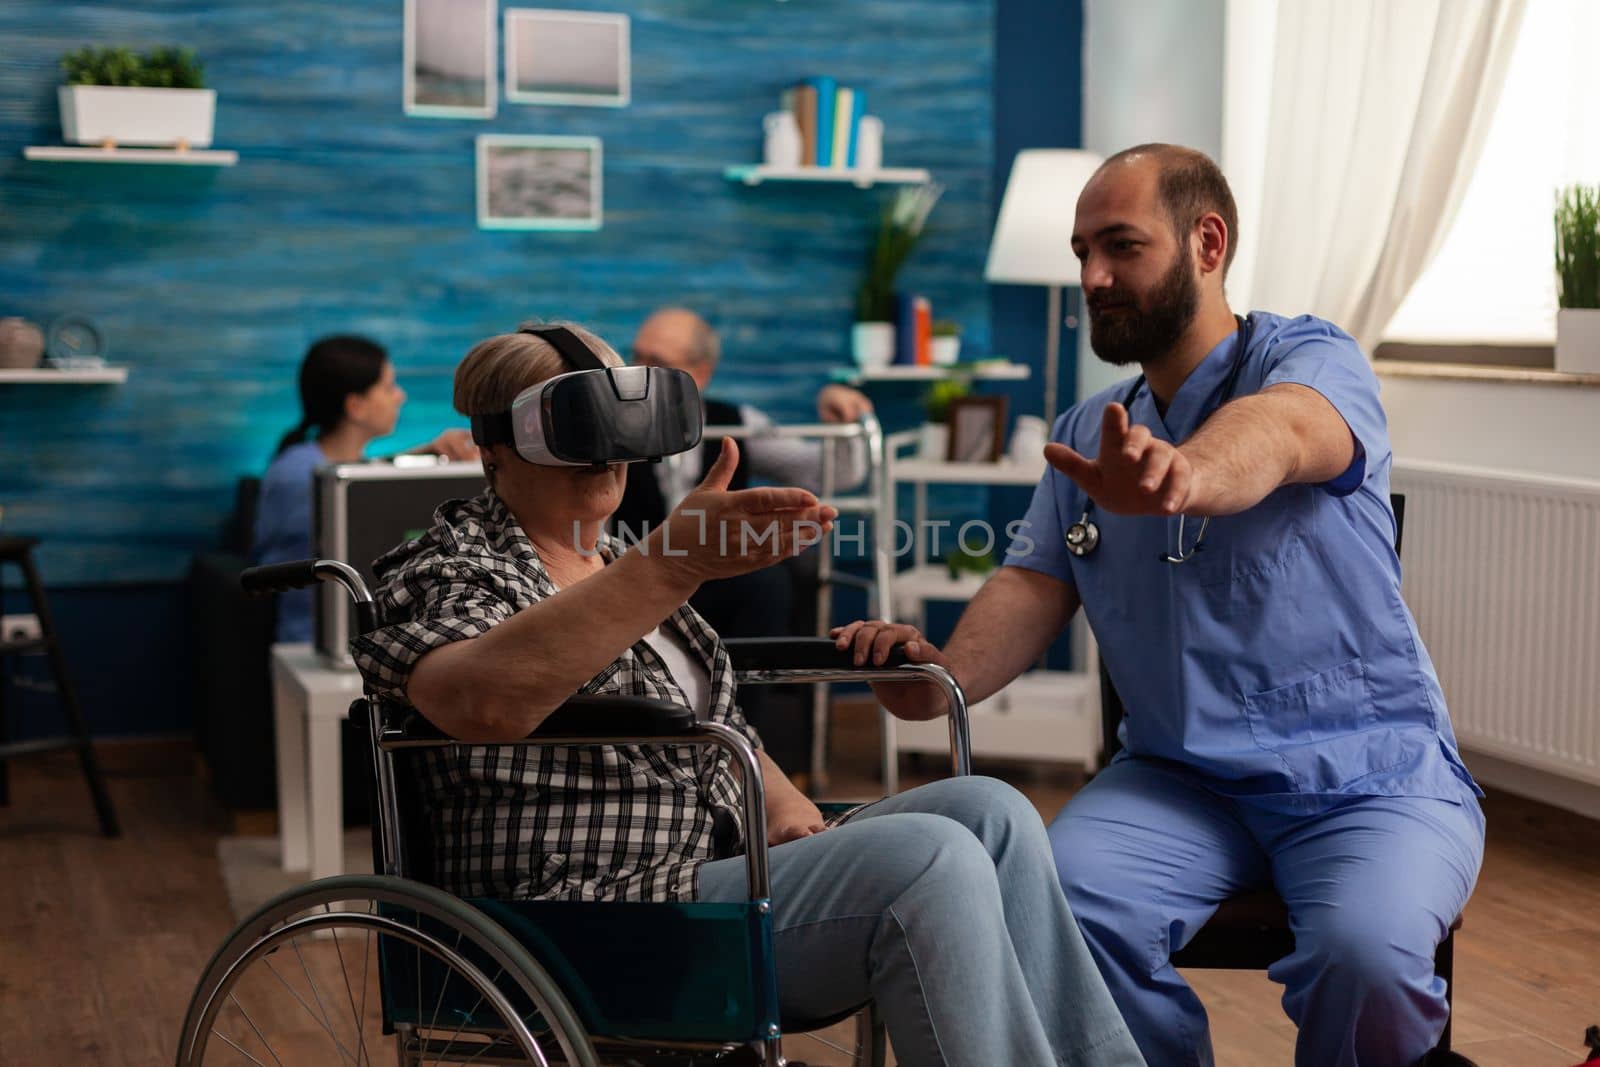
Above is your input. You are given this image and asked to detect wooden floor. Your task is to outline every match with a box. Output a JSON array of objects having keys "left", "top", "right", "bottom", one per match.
[{"left": 3, "top": 721, "right": 1599, "bottom": 1066}]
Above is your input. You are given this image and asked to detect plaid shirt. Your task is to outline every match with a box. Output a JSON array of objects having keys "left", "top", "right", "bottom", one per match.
[{"left": 351, "top": 488, "right": 761, "bottom": 903}]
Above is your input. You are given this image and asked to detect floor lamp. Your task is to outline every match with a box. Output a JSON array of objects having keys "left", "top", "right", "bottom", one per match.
[{"left": 985, "top": 149, "right": 1104, "bottom": 424}]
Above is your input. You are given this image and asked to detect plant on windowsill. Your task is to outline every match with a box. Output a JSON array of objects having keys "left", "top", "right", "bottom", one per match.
[
  {"left": 1555, "top": 183, "right": 1600, "bottom": 375},
  {"left": 918, "top": 377, "right": 969, "bottom": 460},
  {"left": 58, "top": 46, "right": 215, "bottom": 150},
  {"left": 852, "top": 183, "right": 943, "bottom": 371}
]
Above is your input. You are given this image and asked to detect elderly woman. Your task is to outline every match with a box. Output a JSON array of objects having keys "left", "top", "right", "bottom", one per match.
[{"left": 351, "top": 323, "right": 1142, "bottom": 1067}]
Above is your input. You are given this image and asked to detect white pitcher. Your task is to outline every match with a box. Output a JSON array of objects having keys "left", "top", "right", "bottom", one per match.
[{"left": 763, "top": 111, "right": 802, "bottom": 168}]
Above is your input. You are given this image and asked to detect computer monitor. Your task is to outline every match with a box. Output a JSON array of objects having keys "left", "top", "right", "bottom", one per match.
[{"left": 313, "top": 458, "right": 488, "bottom": 666}]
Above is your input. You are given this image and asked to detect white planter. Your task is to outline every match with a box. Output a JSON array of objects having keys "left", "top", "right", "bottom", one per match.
[
  {"left": 59, "top": 85, "right": 216, "bottom": 147},
  {"left": 1556, "top": 308, "right": 1600, "bottom": 375},
  {"left": 931, "top": 335, "right": 961, "bottom": 366},
  {"left": 919, "top": 422, "right": 949, "bottom": 460},
  {"left": 852, "top": 321, "right": 895, "bottom": 370}
]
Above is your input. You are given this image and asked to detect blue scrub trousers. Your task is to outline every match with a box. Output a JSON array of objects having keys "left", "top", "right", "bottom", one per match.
[
  {"left": 700, "top": 776, "right": 1145, "bottom": 1067},
  {"left": 1049, "top": 759, "right": 1484, "bottom": 1067}
]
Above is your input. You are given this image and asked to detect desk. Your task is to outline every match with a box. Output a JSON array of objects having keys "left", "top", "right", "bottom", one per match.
[{"left": 271, "top": 643, "right": 363, "bottom": 880}]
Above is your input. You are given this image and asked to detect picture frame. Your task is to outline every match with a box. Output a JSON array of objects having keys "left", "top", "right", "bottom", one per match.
[
  {"left": 504, "top": 8, "right": 630, "bottom": 108},
  {"left": 476, "top": 134, "right": 603, "bottom": 231},
  {"left": 404, "top": 0, "right": 497, "bottom": 119},
  {"left": 946, "top": 396, "right": 1009, "bottom": 463}
]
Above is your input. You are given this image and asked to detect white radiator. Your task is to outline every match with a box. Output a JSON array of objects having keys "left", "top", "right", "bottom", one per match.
[{"left": 1392, "top": 460, "right": 1600, "bottom": 788}]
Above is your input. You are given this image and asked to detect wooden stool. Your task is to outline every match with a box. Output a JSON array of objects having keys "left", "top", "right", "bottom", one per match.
[{"left": 0, "top": 536, "right": 119, "bottom": 836}]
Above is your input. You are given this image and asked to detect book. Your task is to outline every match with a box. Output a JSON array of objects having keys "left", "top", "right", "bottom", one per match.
[
  {"left": 789, "top": 82, "right": 817, "bottom": 167},
  {"left": 914, "top": 297, "right": 932, "bottom": 365},
  {"left": 845, "top": 88, "right": 866, "bottom": 168},
  {"left": 831, "top": 87, "right": 854, "bottom": 170},
  {"left": 807, "top": 76, "right": 836, "bottom": 167},
  {"left": 894, "top": 292, "right": 917, "bottom": 365}
]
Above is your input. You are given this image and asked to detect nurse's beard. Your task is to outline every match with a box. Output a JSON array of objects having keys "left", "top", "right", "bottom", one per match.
[{"left": 1088, "top": 249, "right": 1200, "bottom": 367}]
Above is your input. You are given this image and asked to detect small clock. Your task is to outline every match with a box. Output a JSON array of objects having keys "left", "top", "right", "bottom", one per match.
[{"left": 46, "top": 314, "right": 108, "bottom": 368}]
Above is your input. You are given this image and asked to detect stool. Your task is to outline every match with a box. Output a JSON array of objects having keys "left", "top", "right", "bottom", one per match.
[{"left": 0, "top": 536, "right": 119, "bottom": 836}]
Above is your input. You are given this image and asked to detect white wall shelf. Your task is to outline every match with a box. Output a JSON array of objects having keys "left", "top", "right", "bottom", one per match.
[
  {"left": 23, "top": 146, "right": 238, "bottom": 166},
  {"left": 831, "top": 361, "right": 1031, "bottom": 385},
  {"left": 0, "top": 366, "right": 129, "bottom": 384},
  {"left": 724, "top": 164, "right": 931, "bottom": 188},
  {"left": 890, "top": 455, "right": 1046, "bottom": 486}
]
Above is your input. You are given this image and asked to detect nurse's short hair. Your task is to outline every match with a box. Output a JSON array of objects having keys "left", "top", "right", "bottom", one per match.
[
  {"left": 453, "top": 320, "right": 623, "bottom": 418},
  {"left": 1103, "top": 143, "right": 1240, "bottom": 277}
]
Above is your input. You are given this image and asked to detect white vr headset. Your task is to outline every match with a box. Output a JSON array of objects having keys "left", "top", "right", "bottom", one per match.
[{"left": 469, "top": 325, "right": 704, "bottom": 468}]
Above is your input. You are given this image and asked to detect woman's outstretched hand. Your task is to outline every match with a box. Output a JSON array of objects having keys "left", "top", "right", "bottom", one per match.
[{"left": 652, "top": 438, "right": 838, "bottom": 588}]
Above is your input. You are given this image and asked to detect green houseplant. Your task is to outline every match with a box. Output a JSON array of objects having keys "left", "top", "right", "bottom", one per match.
[
  {"left": 944, "top": 542, "right": 997, "bottom": 583},
  {"left": 918, "top": 377, "right": 970, "bottom": 459},
  {"left": 1555, "top": 184, "right": 1600, "bottom": 374},
  {"left": 62, "top": 46, "right": 205, "bottom": 88},
  {"left": 851, "top": 183, "right": 944, "bottom": 370},
  {"left": 57, "top": 45, "right": 216, "bottom": 149},
  {"left": 930, "top": 319, "right": 962, "bottom": 366}
]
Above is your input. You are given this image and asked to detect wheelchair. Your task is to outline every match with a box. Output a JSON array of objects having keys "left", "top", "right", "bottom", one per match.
[{"left": 177, "top": 557, "right": 973, "bottom": 1066}]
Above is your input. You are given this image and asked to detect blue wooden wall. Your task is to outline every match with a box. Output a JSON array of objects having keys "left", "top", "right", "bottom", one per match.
[{"left": 0, "top": 0, "right": 995, "bottom": 587}]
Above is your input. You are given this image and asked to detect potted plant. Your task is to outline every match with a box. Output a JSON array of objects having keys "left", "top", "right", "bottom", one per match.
[
  {"left": 931, "top": 320, "right": 962, "bottom": 366},
  {"left": 1555, "top": 183, "right": 1600, "bottom": 375},
  {"left": 853, "top": 183, "right": 943, "bottom": 370},
  {"left": 59, "top": 46, "right": 214, "bottom": 149},
  {"left": 919, "top": 376, "right": 969, "bottom": 459},
  {"left": 944, "top": 542, "right": 996, "bottom": 584}
]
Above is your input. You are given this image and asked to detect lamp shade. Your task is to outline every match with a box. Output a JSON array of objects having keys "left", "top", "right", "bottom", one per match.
[{"left": 985, "top": 148, "right": 1104, "bottom": 286}]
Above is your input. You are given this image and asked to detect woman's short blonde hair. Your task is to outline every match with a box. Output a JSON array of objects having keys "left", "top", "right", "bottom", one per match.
[{"left": 453, "top": 320, "right": 623, "bottom": 418}]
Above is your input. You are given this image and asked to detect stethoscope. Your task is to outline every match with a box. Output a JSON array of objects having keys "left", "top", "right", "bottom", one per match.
[{"left": 1063, "top": 314, "right": 1254, "bottom": 563}]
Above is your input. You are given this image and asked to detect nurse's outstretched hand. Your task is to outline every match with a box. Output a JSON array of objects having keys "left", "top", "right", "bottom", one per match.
[{"left": 1045, "top": 401, "right": 1197, "bottom": 516}]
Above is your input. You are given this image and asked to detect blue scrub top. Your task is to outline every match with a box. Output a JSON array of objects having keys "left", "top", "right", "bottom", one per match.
[
  {"left": 1004, "top": 311, "right": 1480, "bottom": 811},
  {"left": 252, "top": 440, "right": 324, "bottom": 644}
]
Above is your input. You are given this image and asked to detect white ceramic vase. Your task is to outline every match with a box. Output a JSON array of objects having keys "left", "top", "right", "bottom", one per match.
[
  {"left": 931, "top": 335, "right": 960, "bottom": 366},
  {"left": 919, "top": 422, "right": 949, "bottom": 461},
  {"left": 763, "top": 110, "right": 802, "bottom": 168},
  {"left": 852, "top": 321, "right": 895, "bottom": 370}
]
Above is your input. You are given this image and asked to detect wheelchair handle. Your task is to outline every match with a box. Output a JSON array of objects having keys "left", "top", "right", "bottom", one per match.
[
  {"left": 240, "top": 558, "right": 380, "bottom": 636},
  {"left": 239, "top": 559, "right": 320, "bottom": 595}
]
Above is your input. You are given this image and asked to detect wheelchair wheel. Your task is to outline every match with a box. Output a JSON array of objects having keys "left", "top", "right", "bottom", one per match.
[{"left": 177, "top": 874, "right": 598, "bottom": 1067}]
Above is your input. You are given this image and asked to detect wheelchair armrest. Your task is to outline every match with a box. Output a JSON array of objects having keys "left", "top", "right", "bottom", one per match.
[
  {"left": 723, "top": 636, "right": 907, "bottom": 672},
  {"left": 535, "top": 694, "right": 698, "bottom": 738},
  {"left": 388, "top": 694, "right": 698, "bottom": 743}
]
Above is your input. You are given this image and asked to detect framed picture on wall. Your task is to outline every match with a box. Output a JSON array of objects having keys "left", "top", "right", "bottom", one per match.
[
  {"left": 504, "top": 9, "right": 630, "bottom": 107},
  {"left": 946, "top": 396, "right": 1009, "bottom": 463},
  {"left": 404, "top": 0, "right": 497, "bottom": 118},
  {"left": 477, "top": 134, "right": 603, "bottom": 231}
]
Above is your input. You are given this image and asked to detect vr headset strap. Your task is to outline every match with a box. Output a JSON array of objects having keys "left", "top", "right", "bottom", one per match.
[
  {"left": 470, "top": 325, "right": 607, "bottom": 446},
  {"left": 519, "top": 324, "right": 606, "bottom": 372}
]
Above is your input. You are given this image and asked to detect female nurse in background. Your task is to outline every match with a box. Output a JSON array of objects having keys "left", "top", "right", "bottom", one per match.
[{"left": 252, "top": 334, "right": 476, "bottom": 643}]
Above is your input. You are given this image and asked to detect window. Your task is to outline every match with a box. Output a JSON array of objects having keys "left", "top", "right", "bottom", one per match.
[{"left": 1380, "top": 0, "right": 1600, "bottom": 354}]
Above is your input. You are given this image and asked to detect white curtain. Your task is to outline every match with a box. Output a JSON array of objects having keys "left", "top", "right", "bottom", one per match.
[{"left": 1223, "top": 0, "right": 1527, "bottom": 353}]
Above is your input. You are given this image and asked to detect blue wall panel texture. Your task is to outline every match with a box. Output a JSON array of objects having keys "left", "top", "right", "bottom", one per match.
[{"left": 0, "top": 0, "right": 995, "bottom": 588}]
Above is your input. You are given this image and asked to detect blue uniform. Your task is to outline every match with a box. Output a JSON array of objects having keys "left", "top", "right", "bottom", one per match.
[
  {"left": 252, "top": 440, "right": 324, "bottom": 644},
  {"left": 1005, "top": 312, "right": 1485, "bottom": 1066}
]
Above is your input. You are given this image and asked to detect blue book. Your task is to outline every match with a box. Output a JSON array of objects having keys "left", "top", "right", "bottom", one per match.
[
  {"left": 807, "top": 76, "right": 836, "bottom": 167},
  {"left": 846, "top": 89, "right": 866, "bottom": 168},
  {"left": 894, "top": 292, "right": 918, "bottom": 365}
]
